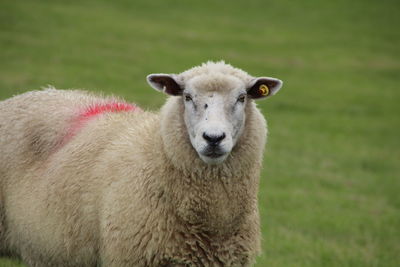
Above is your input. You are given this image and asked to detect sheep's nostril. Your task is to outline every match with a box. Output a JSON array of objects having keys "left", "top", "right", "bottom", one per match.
[{"left": 203, "top": 132, "right": 226, "bottom": 145}]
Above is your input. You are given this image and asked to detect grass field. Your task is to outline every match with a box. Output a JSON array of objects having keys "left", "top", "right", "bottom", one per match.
[{"left": 1, "top": 0, "right": 399, "bottom": 266}]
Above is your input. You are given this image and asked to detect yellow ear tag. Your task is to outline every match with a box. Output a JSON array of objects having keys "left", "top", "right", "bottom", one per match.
[{"left": 259, "top": 84, "right": 269, "bottom": 96}]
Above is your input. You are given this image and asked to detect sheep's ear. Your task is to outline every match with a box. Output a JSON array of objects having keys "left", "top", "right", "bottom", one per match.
[
  {"left": 247, "top": 77, "right": 283, "bottom": 99},
  {"left": 146, "top": 74, "right": 183, "bottom": 96}
]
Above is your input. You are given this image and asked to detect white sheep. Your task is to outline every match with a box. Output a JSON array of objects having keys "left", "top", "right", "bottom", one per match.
[{"left": 0, "top": 61, "right": 282, "bottom": 266}]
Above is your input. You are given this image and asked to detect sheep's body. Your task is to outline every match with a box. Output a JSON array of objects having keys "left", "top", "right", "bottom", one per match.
[{"left": 0, "top": 62, "right": 278, "bottom": 266}]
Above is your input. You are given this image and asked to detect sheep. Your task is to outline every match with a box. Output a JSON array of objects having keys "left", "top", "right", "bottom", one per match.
[{"left": 0, "top": 61, "right": 283, "bottom": 267}]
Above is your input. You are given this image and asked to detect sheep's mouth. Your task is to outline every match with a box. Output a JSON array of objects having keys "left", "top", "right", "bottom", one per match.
[{"left": 202, "top": 147, "right": 226, "bottom": 158}]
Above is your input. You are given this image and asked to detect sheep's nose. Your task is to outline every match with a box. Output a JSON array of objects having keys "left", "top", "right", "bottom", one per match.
[{"left": 203, "top": 132, "right": 226, "bottom": 146}]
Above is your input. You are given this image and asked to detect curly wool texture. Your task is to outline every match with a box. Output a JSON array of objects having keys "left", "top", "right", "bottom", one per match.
[{"left": 0, "top": 64, "right": 268, "bottom": 267}]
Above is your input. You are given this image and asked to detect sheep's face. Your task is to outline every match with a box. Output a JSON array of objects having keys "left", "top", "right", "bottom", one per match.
[
  {"left": 147, "top": 63, "right": 282, "bottom": 165},
  {"left": 181, "top": 75, "right": 246, "bottom": 164}
]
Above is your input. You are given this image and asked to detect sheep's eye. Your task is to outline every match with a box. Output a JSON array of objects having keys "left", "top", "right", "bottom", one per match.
[
  {"left": 184, "top": 94, "right": 192, "bottom": 102},
  {"left": 237, "top": 94, "right": 246, "bottom": 103}
]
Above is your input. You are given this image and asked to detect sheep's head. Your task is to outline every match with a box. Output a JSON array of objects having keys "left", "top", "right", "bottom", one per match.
[{"left": 147, "top": 62, "right": 282, "bottom": 165}]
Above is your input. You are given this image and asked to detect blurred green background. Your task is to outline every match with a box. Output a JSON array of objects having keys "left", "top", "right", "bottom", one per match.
[{"left": 0, "top": 0, "right": 399, "bottom": 266}]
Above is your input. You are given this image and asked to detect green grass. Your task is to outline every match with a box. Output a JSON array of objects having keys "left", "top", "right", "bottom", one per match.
[{"left": 1, "top": 0, "right": 399, "bottom": 266}]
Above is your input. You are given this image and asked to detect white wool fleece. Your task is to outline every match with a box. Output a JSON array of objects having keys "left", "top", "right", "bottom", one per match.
[{"left": 0, "top": 61, "right": 283, "bottom": 267}]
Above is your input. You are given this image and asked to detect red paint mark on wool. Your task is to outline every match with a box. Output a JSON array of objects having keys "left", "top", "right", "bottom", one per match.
[
  {"left": 81, "top": 102, "right": 137, "bottom": 118},
  {"left": 60, "top": 101, "right": 140, "bottom": 147}
]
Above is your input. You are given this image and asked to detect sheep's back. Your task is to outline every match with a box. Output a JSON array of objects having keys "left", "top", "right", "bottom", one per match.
[{"left": 0, "top": 89, "right": 137, "bottom": 173}]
